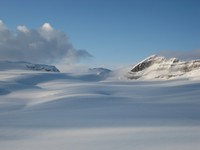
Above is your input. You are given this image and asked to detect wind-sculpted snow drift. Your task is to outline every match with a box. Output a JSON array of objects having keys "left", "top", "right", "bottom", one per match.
[
  {"left": 128, "top": 55, "right": 200, "bottom": 80},
  {"left": 0, "top": 59, "right": 200, "bottom": 150}
]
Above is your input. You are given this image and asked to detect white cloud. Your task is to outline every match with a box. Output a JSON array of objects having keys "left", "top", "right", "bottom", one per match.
[
  {"left": 0, "top": 20, "right": 6, "bottom": 31},
  {"left": 0, "top": 20, "right": 91, "bottom": 64},
  {"left": 17, "top": 26, "right": 29, "bottom": 33},
  {"left": 42, "top": 23, "right": 53, "bottom": 31}
]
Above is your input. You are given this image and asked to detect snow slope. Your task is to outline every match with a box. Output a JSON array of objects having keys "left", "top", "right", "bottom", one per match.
[
  {"left": 128, "top": 55, "right": 200, "bottom": 80},
  {"left": 0, "top": 66, "right": 200, "bottom": 150}
]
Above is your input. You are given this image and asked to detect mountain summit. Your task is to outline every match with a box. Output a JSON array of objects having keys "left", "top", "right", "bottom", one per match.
[{"left": 128, "top": 55, "right": 200, "bottom": 80}]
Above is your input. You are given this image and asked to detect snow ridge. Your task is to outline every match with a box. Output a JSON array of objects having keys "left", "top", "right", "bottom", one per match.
[{"left": 0, "top": 61, "right": 60, "bottom": 72}]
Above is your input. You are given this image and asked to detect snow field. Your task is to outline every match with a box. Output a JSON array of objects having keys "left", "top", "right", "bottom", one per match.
[{"left": 0, "top": 71, "right": 200, "bottom": 150}]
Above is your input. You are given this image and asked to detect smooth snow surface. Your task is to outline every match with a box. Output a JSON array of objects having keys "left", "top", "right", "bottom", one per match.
[{"left": 0, "top": 69, "right": 200, "bottom": 150}]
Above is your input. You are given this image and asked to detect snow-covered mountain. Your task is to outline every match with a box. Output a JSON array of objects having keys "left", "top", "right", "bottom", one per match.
[
  {"left": 0, "top": 61, "right": 60, "bottom": 72},
  {"left": 128, "top": 55, "right": 200, "bottom": 80}
]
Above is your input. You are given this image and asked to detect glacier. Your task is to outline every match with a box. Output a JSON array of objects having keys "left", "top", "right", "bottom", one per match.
[{"left": 0, "top": 59, "right": 200, "bottom": 150}]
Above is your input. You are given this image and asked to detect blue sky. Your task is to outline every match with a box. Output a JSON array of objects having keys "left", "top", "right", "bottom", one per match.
[{"left": 0, "top": 0, "right": 200, "bottom": 68}]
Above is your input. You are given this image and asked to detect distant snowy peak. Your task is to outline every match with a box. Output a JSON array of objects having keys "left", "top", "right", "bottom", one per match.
[
  {"left": 0, "top": 61, "right": 60, "bottom": 72},
  {"left": 128, "top": 55, "right": 200, "bottom": 80}
]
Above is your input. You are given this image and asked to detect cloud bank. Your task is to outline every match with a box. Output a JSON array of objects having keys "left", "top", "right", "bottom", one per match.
[
  {"left": 0, "top": 20, "right": 91, "bottom": 64},
  {"left": 158, "top": 49, "right": 200, "bottom": 60}
]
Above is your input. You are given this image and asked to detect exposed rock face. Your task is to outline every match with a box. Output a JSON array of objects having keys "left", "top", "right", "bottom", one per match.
[
  {"left": 128, "top": 55, "right": 200, "bottom": 80},
  {"left": 131, "top": 55, "right": 160, "bottom": 72},
  {"left": 26, "top": 63, "right": 60, "bottom": 72}
]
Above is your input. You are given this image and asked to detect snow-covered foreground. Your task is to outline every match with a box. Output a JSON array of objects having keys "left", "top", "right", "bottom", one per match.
[{"left": 0, "top": 71, "right": 200, "bottom": 150}]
